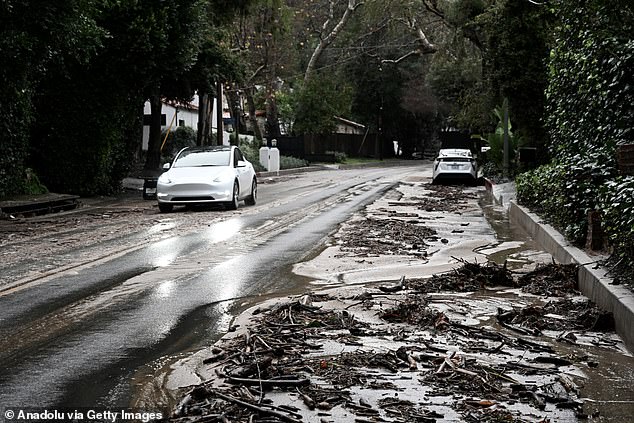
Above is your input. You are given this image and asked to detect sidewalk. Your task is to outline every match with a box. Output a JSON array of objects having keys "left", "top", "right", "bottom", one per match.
[{"left": 485, "top": 179, "right": 634, "bottom": 353}]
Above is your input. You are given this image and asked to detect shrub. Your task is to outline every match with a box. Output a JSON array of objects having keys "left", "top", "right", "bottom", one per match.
[
  {"left": 23, "top": 168, "right": 48, "bottom": 195},
  {"left": 0, "top": 91, "right": 32, "bottom": 199},
  {"left": 280, "top": 155, "right": 308, "bottom": 170},
  {"left": 517, "top": 0, "right": 633, "bottom": 275},
  {"left": 599, "top": 177, "right": 634, "bottom": 268},
  {"left": 326, "top": 151, "right": 348, "bottom": 163},
  {"left": 482, "top": 99, "right": 521, "bottom": 179},
  {"left": 239, "top": 138, "right": 266, "bottom": 172},
  {"left": 161, "top": 127, "right": 196, "bottom": 160}
]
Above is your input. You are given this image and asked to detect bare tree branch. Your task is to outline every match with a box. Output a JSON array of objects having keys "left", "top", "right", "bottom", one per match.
[
  {"left": 304, "top": 0, "right": 364, "bottom": 82},
  {"left": 422, "top": 0, "right": 445, "bottom": 20},
  {"left": 381, "top": 50, "right": 419, "bottom": 64}
]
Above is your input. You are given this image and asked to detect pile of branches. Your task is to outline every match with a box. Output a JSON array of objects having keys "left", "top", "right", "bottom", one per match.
[
  {"left": 338, "top": 217, "right": 436, "bottom": 256},
  {"left": 411, "top": 184, "right": 480, "bottom": 213},
  {"left": 405, "top": 259, "right": 515, "bottom": 293},
  {"left": 497, "top": 299, "right": 615, "bottom": 335},
  {"left": 517, "top": 263, "right": 579, "bottom": 296}
]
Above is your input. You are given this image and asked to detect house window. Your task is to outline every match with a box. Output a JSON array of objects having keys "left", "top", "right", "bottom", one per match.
[{"left": 178, "top": 119, "right": 185, "bottom": 127}]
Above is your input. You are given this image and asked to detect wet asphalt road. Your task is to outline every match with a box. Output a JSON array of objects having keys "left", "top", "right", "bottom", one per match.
[{"left": 0, "top": 165, "right": 425, "bottom": 410}]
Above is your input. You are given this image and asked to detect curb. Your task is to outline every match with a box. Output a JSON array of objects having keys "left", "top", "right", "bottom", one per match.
[
  {"left": 508, "top": 201, "right": 634, "bottom": 353},
  {"left": 509, "top": 201, "right": 634, "bottom": 351},
  {"left": 484, "top": 178, "right": 634, "bottom": 353}
]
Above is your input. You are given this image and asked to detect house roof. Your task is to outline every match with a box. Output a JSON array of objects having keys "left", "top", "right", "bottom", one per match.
[
  {"left": 162, "top": 99, "right": 199, "bottom": 111},
  {"left": 334, "top": 116, "right": 365, "bottom": 129}
]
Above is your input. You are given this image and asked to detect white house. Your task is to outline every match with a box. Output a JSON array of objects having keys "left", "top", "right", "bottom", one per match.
[
  {"left": 142, "top": 97, "right": 202, "bottom": 151},
  {"left": 142, "top": 92, "right": 241, "bottom": 150},
  {"left": 334, "top": 116, "right": 366, "bottom": 135}
]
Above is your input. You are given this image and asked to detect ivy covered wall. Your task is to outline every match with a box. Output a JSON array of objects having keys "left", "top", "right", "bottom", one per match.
[{"left": 517, "top": 0, "right": 634, "bottom": 271}]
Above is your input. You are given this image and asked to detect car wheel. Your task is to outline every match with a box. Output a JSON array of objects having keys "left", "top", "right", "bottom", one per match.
[
  {"left": 227, "top": 181, "right": 239, "bottom": 210},
  {"left": 158, "top": 203, "right": 173, "bottom": 213},
  {"left": 245, "top": 178, "right": 257, "bottom": 206}
]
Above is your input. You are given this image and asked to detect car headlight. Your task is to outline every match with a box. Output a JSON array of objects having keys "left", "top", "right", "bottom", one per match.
[{"left": 158, "top": 174, "right": 172, "bottom": 184}]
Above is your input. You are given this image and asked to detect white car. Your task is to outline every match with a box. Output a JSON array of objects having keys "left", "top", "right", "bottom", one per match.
[
  {"left": 157, "top": 145, "right": 257, "bottom": 213},
  {"left": 432, "top": 148, "right": 478, "bottom": 184}
]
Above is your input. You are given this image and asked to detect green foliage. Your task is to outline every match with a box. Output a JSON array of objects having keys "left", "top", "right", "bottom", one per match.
[
  {"left": 427, "top": 49, "right": 481, "bottom": 105},
  {"left": 599, "top": 177, "right": 634, "bottom": 266},
  {"left": 161, "top": 127, "right": 197, "bottom": 160},
  {"left": 239, "top": 138, "right": 266, "bottom": 172},
  {"left": 23, "top": 168, "right": 48, "bottom": 195},
  {"left": 325, "top": 151, "right": 348, "bottom": 163},
  {"left": 280, "top": 155, "right": 308, "bottom": 170},
  {"left": 517, "top": 0, "right": 633, "bottom": 270},
  {"left": 517, "top": 158, "right": 610, "bottom": 243},
  {"left": 0, "top": 0, "right": 104, "bottom": 198},
  {"left": 0, "top": 92, "right": 32, "bottom": 198},
  {"left": 482, "top": 99, "right": 520, "bottom": 177},
  {"left": 449, "top": 0, "right": 553, "bottom": 151},
  {"left": 444, "top": 0, "right": 487, "bottom": 27},
  {"left": 292, "top": 73, "right": 353, "bottom": 135},
  {"left": 30, "top": 47, "right": 142, "bottom": 196}
]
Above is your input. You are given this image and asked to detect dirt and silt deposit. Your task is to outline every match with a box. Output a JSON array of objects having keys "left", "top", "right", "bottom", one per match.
[{"left": 167, "top": 181, "right": 633, "bottom": 422}]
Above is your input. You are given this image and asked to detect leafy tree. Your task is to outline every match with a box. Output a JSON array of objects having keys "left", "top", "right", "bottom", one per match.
[
  {"left": 0, "top": 0, "right": 104, "bottom": 198},
  {"left": 230, "top": 0, "right": 296, "bottom": 139},
  {"left": 440, "top": 0, "right": 553, "bottom": 157},
  {"left": 292, "top": 74, "right": 353, "bottom": 134},
  {"left": 142, "top": 0, "right": 208, "bottom": 171}
]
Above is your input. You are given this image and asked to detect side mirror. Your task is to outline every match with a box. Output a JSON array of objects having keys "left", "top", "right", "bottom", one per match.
[
  {"left": 237, "top": 160, "right": 247, "bottom": 168},
  {"left": 163, "top": 163, "right": 171, "bottom": 170}
]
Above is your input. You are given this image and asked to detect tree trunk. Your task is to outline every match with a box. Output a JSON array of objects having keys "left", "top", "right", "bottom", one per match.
[
  {"left": 265, "top": 83, "right": 280, "bottom": 138},
  {"left": 144, "top": 91, "right": 162, "bottom": 172},
  {"left": 197, "top": 93, "right": 209, "bottom": 146},
  {"left": 216, "top": 82, "right": 223, "bottom": 146},
  {"left": 245, "top": 87, "right": 263, "bottom": 141}
]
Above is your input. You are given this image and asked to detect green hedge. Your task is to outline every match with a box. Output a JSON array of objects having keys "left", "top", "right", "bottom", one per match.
[
  {"left": 598, "top": 177, "right": 634, "bottom": 264},
  {"left": 0, "top": 88, "right": 32, "bottom": 199},
  {"left": 517, "top": 0, "right": 634, "bottom": 270}
]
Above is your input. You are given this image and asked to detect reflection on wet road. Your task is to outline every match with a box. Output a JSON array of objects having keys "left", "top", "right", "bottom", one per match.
[{"left": 0, "top": 167, "right": 419, "bottom": 409}]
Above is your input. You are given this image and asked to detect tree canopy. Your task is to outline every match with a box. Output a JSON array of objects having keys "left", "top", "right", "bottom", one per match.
[{"left": 1, "top": 0, "right": 631, "bottom": 209}]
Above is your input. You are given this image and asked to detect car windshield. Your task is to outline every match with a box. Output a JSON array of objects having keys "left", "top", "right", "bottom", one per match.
[{"left": 173, "top": 149, "right": 231, "bottom": 168}]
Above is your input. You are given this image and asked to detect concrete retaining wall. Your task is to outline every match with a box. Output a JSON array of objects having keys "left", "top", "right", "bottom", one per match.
[{"left": 509, "top": 201, "right": 634, "bottom": 353}]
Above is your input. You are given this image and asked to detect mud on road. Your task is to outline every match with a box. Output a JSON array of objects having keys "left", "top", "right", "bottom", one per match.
[
  {"left": 166, "top": 180, "right": 634, "bottom": 422},
  {"left": 0, "top": 190, "right": 244, "bottom": 290}
]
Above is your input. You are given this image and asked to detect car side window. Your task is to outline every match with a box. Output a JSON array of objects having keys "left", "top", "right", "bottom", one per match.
[{"left": 234, "top": 148, "right": 244, "bottom": 166}]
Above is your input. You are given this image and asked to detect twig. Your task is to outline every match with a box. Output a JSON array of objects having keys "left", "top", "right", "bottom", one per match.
[
  {"left": 226, "top": 376, "right": 310, "bottom": 387},
  {"left": 210, "top": 389, "right": 303, "bottom": 423}
]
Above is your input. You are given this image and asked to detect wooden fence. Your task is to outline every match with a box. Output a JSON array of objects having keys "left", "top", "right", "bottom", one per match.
[{"left": 270, "top": 134, "right": 395, "bottom": 161}]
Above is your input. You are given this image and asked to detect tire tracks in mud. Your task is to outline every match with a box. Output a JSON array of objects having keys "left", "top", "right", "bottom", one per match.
[{"left": 0, "top": 173, "right": 404, "bottom": 372}]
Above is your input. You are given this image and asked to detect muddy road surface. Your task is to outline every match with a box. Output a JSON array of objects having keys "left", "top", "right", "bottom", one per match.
[
  {"left": 1, "top": 164, "right": 632, "bottom": 423},
  {"left": 0, "top": 166, "right": 423, "bottom": 409}
]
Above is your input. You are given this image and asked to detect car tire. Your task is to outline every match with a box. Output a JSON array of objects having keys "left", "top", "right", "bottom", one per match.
[
  {"left": 158, "top": 203, "right": 173, "bottom": 213},
  {"left": 245, "top": 178, "right": 257, "bottom": 206},
  {"left": 227, "top": 181, "right": 239, "bottom": 210}
]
